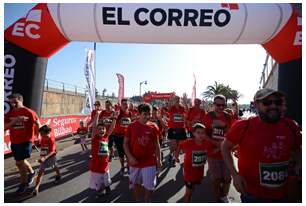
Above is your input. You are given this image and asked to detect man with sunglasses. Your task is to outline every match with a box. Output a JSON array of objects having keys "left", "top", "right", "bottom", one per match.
[
  {"left": 5, "top": 93, "right": 41, "bottom": 195},
  {"left": 203, "top": 94, "right": 233, "bottom": 202},
  {"left": 221, "top": 88, "right": 301, "bottom": 203}
]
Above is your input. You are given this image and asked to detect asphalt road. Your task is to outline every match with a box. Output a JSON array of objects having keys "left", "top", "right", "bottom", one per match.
[{"left": 4, "top": 137, "right": 241, "bottom": 203}]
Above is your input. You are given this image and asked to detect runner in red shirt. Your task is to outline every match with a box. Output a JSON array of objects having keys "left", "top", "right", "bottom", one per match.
[
  {"left": 186, "top": 98, "right": 206, "bottom": 138},
  {"left": 167, "top": 96, "right": 187, "bottom": 167},
  {"left": 221, "top": 88, "right": 302, "bottom": 203},
  {"left": 76, "top": 121, "right": 88, "bottom": 151},
  {"left": 175, "top": 123, "right": 210, "bottom": 202},
  {"left": 33, "top": 125, "right": 61, "bottom": 196},
  {"left": 98, "top": 100, "right": 116, "bottom": 161},
  {"left": 150, "top": 106, "right": 167, "bottom": 162},
  {"left": 129, "top": 102, "right": 139, "bottom": 121},
  {"left": 203, "top": 94, "right": 233, "bottom": 203},
  {"left": 123, "top": 103, "right": 161, "bottom": 203},
  {"left": 4, "top": 93, "right": 41, "bottom": 195},
  {"left": 112, "top": 99, "right": 132, "bottom": 176},
  {"left": 88, "top": 100, "right": 102, "bottom": 137},
  {"left": 89, "top": 116, "right": 116, "bottom": 198}
]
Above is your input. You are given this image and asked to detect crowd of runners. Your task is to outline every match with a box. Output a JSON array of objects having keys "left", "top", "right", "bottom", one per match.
[{"left": 4, "top": 87, "right": 302, "bottom": 203}]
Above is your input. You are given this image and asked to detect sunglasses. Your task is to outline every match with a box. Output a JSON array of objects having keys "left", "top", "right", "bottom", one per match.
[
  {"left": 261, "top": 99, "right": 283, "bottom": 106},
  {"left": 214, "top": 103, "right": 226, "bottom": 107}
]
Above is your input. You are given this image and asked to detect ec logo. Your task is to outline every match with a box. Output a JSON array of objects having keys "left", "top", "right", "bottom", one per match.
[{"left": 12, "top": 9, "right": 41, "bottom": 39}]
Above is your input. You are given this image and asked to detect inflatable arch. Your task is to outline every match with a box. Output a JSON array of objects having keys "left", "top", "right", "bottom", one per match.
[{"left": 4, "top": 3, "right": 301, "bottom": 123}]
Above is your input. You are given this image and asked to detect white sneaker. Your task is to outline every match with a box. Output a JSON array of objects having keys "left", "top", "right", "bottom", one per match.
[{"left": 220, "top": 196, "right": 231, "bottom": 203}]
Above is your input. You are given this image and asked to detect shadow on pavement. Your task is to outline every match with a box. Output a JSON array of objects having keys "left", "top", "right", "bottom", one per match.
[{"left": 4, "top": 150, "right": 91, "bottom": 203}]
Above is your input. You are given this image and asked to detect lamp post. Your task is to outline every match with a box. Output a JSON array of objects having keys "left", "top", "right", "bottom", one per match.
[{"left": 139, "top": 80, "right": 147, "bottom": 97}]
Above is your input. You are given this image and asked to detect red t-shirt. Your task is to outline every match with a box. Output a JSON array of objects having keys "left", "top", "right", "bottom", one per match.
[
  {"left": 77, "top": 127, "right": 88, "bottom": 135},
  {"left": 168, "top": 105, "right": 186, "bottom": 129},
  {"left": 225, "top": 116, "right": 302, "bottom": 199},
  {"left": 90, "top": 134, "right": 109, "bottom": 173},
  {"left": 99, "top": 109, "right": 114, "bottom": 131},
  {"left": 125, "top": 121, "right": 159, "bottom": 168},
  {"left": 5, "top": 107, "right": 39, "bottom": 144},
  {"left": 179, "top": 139, "right": 210, "bottom": 183},
  {"left": 150, "top": 117, "right": 163, "bottom": 139},
  {"left": 113, "top": 110, "right": 132, "bottom": 136},
  {"left": 203, "top": 111, "right": 233, "bottom": 159},
  {"left": 40, "top": 135, "right": 56, "bottom": 157},
  {"left": 187, "top": 107, "right": 206, "bottom": 131}
]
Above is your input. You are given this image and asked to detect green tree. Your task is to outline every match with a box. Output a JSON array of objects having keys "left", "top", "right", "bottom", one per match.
[{"left": 202, "top": 81, "right": 241, "bottom": 102}]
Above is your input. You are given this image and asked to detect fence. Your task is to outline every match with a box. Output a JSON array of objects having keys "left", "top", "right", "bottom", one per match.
[
  {"left": 259, "top": 53, "right": 278, "bottom": 89},
  {"left": 44, "top": 78, "right": 87, "bottom": 95}
]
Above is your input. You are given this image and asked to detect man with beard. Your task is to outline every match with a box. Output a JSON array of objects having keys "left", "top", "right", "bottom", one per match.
[
  {"left": 5, "top": 93, "right": 41, "bottom": 195},
  {"left": 221, "top": 88, "right": 301, "bottom": 203}
]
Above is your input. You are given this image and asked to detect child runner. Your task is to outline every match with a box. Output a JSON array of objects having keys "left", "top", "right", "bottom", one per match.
[
  {"left": 175, "top": 123, "right": 210, "bottom": 203},
  {"left": 123, "top": 103, "right": 161, "bottom": 202},
  {"left": 77, "top": 121, "right": 88, "bottom": 151},
  {"left": 89, "top": 115, "right": 116, "bottom": 198},
  {"left": 32, "top": 125, "right": 61, "bottom": 196}
]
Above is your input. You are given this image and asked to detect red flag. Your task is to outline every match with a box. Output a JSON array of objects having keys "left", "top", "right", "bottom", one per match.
[
  {"left": 116, "top": 73, "right": 124, "bottom": 104},
  {"left": 191, "top": 74, "right": 196, "bottom": 106}
]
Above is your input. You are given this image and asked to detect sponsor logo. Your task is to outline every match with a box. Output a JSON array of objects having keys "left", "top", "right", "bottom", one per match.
[
  {"left": 12, "top": 9, "right": 42, "bottom": 39},
  {"left": 102, "top": 7, "right": 232, "bottom": 27},
  {"left": 4, "top": 54, "right": 16, "bottom": 114},
  {"left": 294, "top": 17, "right": 302, "bottom": 46}
]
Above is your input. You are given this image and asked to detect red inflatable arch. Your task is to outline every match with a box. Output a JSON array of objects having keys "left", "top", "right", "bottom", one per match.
[{"left": 4, "top": 3, "right": 301, "bottom": 123}]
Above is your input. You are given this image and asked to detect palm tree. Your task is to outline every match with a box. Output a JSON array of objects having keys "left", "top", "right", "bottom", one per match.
[
  {"left": 202, "top": 81, "right": 229, "bottom": 100},
  {"left": 202, "top": 81, "right": 242, "bottom": 102}
]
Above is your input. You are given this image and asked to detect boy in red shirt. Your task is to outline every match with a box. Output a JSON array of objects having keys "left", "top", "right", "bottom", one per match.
[
  {"left": 33, "top": 125, "right": 61, "bottom": 195},
  {"left": 175, "top": 123, "right": 209, "bottom": 202},
  {"left": 89, "top": 117, "right": 116, "bottom": 198},
  {"left": 123, "top": 103, "right": 161, "bottom": 202},
  {"left": 76, "top": 121, "right": 88, "bottom": 151}
]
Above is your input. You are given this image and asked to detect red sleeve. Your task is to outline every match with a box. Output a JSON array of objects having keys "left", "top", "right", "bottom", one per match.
[
  {"left": 49, "top": 136, "right": 56, "bottom": 153},
  {"left": 125, "top": 124, "right": 132, "bottom": 140},
  {"left": 225, "top": 119, "right": 249, "bottom": 145},
  {"left": 29, "top": 109, "right": 39, "bottom": 124},
  {"left": 179, "top": 140, "right": 188, "bottom": 152},
  {"left": 203, "top": 114, "right": 212, "bottom": 130},
  {"left": 4, "top": 112, "right": 11, "bottom": 124},
  {"left": 152, "top": 124, "right": 160, "bottom": 140},
  {"left": 77, "top": 128, "right": 80, "bottom": 133},
  {"left": 286, "top": 119, "right": 302, "bottom": 149}
]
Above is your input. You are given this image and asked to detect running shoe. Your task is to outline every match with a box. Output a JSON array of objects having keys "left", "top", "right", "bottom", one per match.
[
  {"left": 105, "top": 186, "right": 111, "bottom": 195},
  {"left": 16, "top": 183, "right": 28, "bottom": 195},
  {"left": 220, "top": 196, "right": 231, "bottom": 203},
  {"left": 54, "top": 175, "right": 61, "bottom": 184},
  {"left": 32, "top": 188, "right": 39, "bottom": 196},
  {"left": 27, "top": 171, "right": 36, "bottom": 185}
]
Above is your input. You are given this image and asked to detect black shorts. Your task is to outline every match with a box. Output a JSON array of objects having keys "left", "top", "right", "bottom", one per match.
[
  {"left": 184, "top": 181, "right": 201, "bottom": 189},
  {"left": 113, "top": 135, "right": 125, "bottom": 158},
  {"left": 167, "top": 128, "right": 187, "bottom": 140},
  {"left": 11, "top": 142, "right": 32, "bottom": 161},
  {"left": 108, "top": 135, "right": 115, "bottom": 148}
]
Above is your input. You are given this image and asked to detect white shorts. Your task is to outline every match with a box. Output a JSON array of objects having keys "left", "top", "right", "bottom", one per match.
[
  {"left": 89, "top": 171, "right": 111, "bottom": 191},
  {"left": 129, "top": 166, "right": 156, "bottom": 191}
]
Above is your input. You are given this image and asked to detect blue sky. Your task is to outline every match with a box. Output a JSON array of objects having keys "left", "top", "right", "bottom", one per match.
[{"left": 4, "top": 3, "right": 267, "bottom": 104}]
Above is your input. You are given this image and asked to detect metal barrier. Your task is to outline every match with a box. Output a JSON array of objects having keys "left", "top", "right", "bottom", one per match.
[
  {"left": 259, "top": 53, "right": 278, "bottom": 89},
  {"left": 44, "top": 78, "right": 87, "bottom": 95}
]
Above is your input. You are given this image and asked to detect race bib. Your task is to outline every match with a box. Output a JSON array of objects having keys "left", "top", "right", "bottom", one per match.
[
  {"left": 212, "top": 127, "right": 225, "bottom": 140},
  {"left": 12, "top": 121, "right": 25, "bottom": 130},
  {"left": 103, "top": 118, "right": 113, "bottom": 125},
  {"left": 173, "top": 114, "right": 183, "bottom": 122},
  {"left": 121, "top": 118, "right": 131, "bottom": 127},
  {"left": 259, "top": 161, "right": 289, "bottom": 188},
  {"left": 192, "top": 151, "right": 207, "bottom": 167},
  {"left": 98, "top": 141, "right": 109, "bottom": 156},
  {"left": 40, "top": 147, "right": 49, "bottom": 156}
]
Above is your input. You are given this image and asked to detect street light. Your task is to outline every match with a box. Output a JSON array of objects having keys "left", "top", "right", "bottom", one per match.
[{"left": 139, "top": 80, "right": 147, "bottom": 97}]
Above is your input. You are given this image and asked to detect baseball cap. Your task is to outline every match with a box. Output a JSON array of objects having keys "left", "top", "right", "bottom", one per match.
[{"left": 253, "top": 88, "right": 284, "bottom": 101}]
